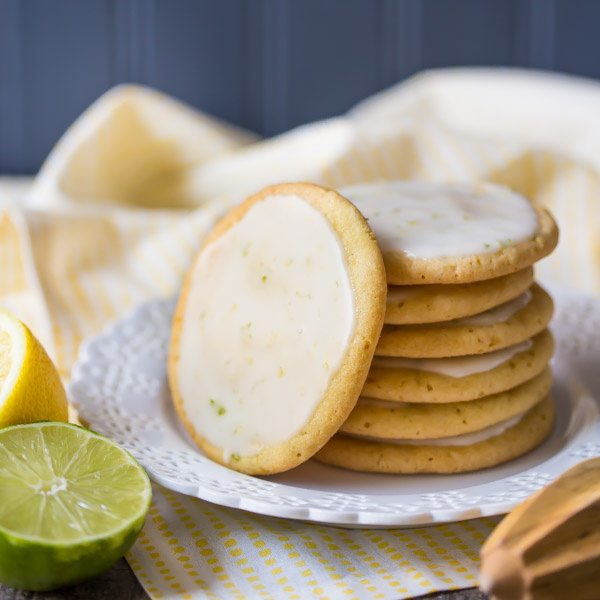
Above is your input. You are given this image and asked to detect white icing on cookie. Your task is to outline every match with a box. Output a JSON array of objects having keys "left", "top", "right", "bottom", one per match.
[
  {"left": 176, "top": 195, "right": 355, "bottom": 459},
  {"left": 371, "top": 339, "right": 533, "bottom": 378},
  {"left": 341, "top": 181, "right": 539, "bottom": 259},
  {"left": 453, "top": 290, "right": 532, "bottom": 327},
  {"left": 348, "top": 413, "right": 525, "bottom": 446}
]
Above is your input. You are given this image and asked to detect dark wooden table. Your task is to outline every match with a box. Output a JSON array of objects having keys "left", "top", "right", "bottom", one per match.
[{"left": 0, "top": 559, "right": 487, "bottom": 599}]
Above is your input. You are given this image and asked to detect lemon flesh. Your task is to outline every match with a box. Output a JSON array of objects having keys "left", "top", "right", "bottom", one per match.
[
  {"left": 0, "top": 310, "right": 68, "bottom": 426},
  {"left": 0, "top": 422, "right": 151, "bottom": 591}
]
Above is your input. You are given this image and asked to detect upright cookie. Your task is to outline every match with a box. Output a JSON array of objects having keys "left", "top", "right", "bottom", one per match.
[
  {"left": 386, "top": 267, "right": 534, "bottom": 325},
  {"left": 169, "top": 183, "right": 387, "bottom": 475},
  {"left": 341, "top": 181, "right": 558, "bottom": 285},
  {"left": 376, "top": 283, "right": 553, "bottom": 358}
]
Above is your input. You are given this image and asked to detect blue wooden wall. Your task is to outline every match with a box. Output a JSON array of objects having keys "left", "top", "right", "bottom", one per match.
[{"left": 1, "top": 0, "right": 600, "bottom": 174}]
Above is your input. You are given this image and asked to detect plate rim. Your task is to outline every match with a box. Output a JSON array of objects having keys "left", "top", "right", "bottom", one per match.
[{"left": 69, "top": 293, "right": 600, "bottom": 527}]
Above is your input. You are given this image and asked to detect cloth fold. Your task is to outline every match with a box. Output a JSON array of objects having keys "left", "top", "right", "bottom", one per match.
[{"left": 2, "top": 68, "right": 600, "bottom": 599}]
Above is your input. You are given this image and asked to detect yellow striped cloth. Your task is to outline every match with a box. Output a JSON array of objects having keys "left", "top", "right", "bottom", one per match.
[{"left": 1, "top": 68, "right": 599, "bottom": 599}]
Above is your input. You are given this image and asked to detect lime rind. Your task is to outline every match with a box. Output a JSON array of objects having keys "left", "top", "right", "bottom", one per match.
[{"left": 0, "top": 510, "right": 146, "bottom": 591}]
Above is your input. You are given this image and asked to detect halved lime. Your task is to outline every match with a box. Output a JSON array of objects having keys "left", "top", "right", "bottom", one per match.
[{"left": 0, "top": 422, "right": 151, "bottom": 591}]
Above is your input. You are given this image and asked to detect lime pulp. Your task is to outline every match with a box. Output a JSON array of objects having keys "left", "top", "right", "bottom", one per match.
[{"left": 0, "top": 422, "right": 151, "bottom": 591}]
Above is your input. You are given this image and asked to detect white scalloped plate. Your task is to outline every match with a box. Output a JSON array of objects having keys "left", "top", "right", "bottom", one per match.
[{"left": 69, "top": 290, "right": 600, "bottom": 528}]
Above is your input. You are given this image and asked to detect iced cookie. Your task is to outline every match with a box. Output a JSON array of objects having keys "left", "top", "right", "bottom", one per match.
[
  {"left": 342, "top": 368, "right": 551, "bottom": 440},
  {"left": 364, "top": 329, "right": 554, "bottom": 403},
  {"left": 316, "top": 395, "right": 555, "bottom": 474},
  {"left": 341, "top": 181, "right": 558, "bottom": 285},
  {"left": 169, "top": 182, "right": 387, "bottom": 475},
  {"left": 385, "top": 267, "right": 533, "bottom": 325},
  {"left": 376, "top": 283, "right": 552, "bottom": 358}
]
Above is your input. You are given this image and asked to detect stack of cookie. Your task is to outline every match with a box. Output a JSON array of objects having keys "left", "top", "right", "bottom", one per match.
[
  {"left": 316, "top": 181, "right": 559, "bottom": 474},
  {"left": 169, "top": 180, "right": 559, "bottom": 477}
]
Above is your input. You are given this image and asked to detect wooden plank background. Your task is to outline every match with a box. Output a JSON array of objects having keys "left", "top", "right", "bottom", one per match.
[{"left": 1, "top": 0, "right": 599, "bottom": 173}]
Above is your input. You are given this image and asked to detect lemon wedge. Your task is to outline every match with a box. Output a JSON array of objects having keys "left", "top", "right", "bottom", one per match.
[{"left": 0, "top": 310, "right": 68, "bottom": 426}]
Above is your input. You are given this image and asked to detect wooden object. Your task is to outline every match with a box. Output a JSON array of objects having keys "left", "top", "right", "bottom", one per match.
[{"left": 480, "top": 457, "right": 600, "bottom": 600}]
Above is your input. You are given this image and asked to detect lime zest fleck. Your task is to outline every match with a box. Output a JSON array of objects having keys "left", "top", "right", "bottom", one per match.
[
  {"left": 231, "top": 454, "right": 240, "bottom": 461},
  {"left": 209, "top": 398, "right": 227, "bottom": 416},
  {"left": 261, "top": 275, "right": 267, "bottom": 283},
  {"left": 295, "top": 290, "right": 312, "bottom": 300},
  {"left": 498, "top": 238, "right": 515, "bottom": 249}
]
